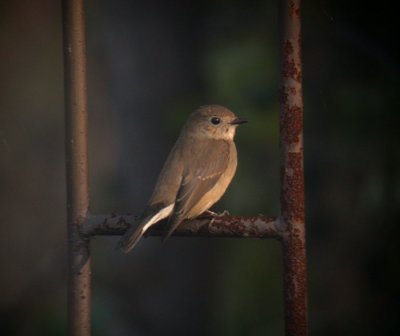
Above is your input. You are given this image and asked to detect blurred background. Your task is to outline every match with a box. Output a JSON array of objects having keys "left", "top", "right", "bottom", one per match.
[{"left": 0, "top": 0, "right": 399, "bottom": 335}]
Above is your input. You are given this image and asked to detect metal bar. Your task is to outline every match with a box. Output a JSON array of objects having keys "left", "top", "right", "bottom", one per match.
[
  {"left": 62, "top": 0, "right": 91, "bottom": 335},
  {"left": 279, "top": 0, "right": 308, "bottom": 335},
  {"left": 81, "top": 213, "right": 281, "bottom": 239}
]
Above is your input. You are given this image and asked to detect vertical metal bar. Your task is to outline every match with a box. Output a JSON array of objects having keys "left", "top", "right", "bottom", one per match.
[
  {"left": 62, "top": 0, "right": 91, "bottom": 335},
  {"left": 279, "top": 0, "right": 308, "bottom": 335}
]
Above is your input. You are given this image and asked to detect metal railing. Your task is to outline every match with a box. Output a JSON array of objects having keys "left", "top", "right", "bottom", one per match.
[{"left": 62, "top": 0, "right": 307, "bottom": 335}]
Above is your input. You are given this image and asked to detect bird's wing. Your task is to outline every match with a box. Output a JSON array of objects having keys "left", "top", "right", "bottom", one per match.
[
  {"left": 117, "top": 139, "right": 184, "bottom": 252},
  {"left": 164, "top": 139, "right": 231, "bottom": 239}
]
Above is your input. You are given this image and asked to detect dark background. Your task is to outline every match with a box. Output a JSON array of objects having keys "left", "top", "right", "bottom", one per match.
[{"left": 0, "top": 0, "right": 399, "bottom": 335}]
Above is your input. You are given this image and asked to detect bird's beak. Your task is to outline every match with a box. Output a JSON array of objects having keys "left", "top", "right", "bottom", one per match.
[{"left": 230, "top": 117, "right": 248, "bottom": 125}]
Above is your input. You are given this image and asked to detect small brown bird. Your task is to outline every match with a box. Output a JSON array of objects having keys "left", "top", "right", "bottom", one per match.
[{"left": 117, "top": 105, "right": 246, "bottom": 252}]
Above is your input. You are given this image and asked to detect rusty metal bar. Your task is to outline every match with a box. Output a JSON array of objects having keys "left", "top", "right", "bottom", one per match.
[
  {"left": 279, "top": 0, "right": 308, "bottom": 335},
  {"left": 62, "top": 0, "right": 91, "bottom": 335},
  {"left": 81, "top": 213, "right": 281, "bottom": 239}
]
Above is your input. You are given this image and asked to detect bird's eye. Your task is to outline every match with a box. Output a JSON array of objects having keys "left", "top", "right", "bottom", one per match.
[{"left": 210, "top": 117, "right": 221, "bottom": 125}]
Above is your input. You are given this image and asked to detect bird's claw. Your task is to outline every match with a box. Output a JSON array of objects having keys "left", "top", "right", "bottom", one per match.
[
  {"left": 218, "top": 209, "right": 230, "bottom": 216},
  {"left": 197, "top": 210, "right": 218, "bottom": 219}
]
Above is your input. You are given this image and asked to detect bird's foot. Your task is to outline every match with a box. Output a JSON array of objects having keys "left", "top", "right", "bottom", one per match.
[
  {"left": 197, "top": 210, "right": 218, "bottom": 219},
  {"left": 218, "top": 209, "right": 230, "bottom": 217}
]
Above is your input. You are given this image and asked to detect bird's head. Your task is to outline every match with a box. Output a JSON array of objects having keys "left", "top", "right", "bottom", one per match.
[{"left": 185, "top": 105, "right": 247, "bottom": 140}]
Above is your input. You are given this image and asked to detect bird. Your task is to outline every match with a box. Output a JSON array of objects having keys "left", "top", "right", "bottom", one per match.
[{"left": 117, "top": 105, "right": 246, "bottom": 252}]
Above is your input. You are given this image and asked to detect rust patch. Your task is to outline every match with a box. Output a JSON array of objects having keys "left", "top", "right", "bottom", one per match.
[
  {"left": 288, "top": 1, "right": 300, "bottom": 18},
  {"left": 281, "top": 152, "right": 305, "bottom": 223},
  {"left": 284, "top": 40, "right": 294, "bottom": 56},
  {"left": 283, "top": 227, "right": 307, "bottom": 335},
  {"left": 280, "top": 89, "right": 289, "bottom": 106},
  {"left": 282, "top": 39, "right": 302, "bottom": 82},
  {"left": 222, "top": 215, "right": 278, "bottom": 238},
  {"left": 283, "top": 59, "right": 302, "bottom": 82},
  {"left": 288, "top": 86, "right": 297, "bottom": 95},
  {"left": 281, "top": 103, "right": 303, "bottom": 144}
]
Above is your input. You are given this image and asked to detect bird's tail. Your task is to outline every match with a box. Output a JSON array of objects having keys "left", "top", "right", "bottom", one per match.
[
  {"left": 163, "top": 214, "right": 184, "bottom": 242},
  {"left": 117, "top": 203, "right": 174, "bottom": 253},
  {"left": 117, "top": 220, "right": 149, "bottom": 253}
]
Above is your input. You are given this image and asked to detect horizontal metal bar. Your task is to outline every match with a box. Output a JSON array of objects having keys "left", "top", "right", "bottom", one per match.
[{"left": 81, "top": 213, "right": 281, "bottom": 239}]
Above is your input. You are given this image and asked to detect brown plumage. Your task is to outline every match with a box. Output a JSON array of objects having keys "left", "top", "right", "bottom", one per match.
[{"left": 117, "top": 105, "right": 246, "bottom": 252}]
